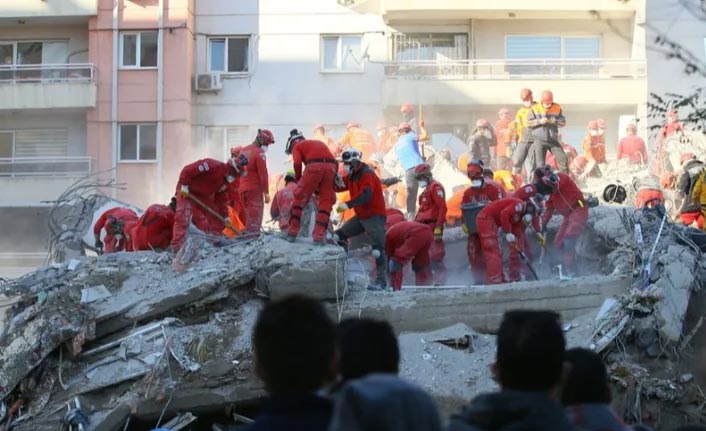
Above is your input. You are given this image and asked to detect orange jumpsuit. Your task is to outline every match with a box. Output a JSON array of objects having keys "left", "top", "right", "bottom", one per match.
[
  {"left": 582, "top": 135, "right": 606, "bottom": 164},
  {"left": 338, "top": 127, "right": 376, "bottom": 161}
]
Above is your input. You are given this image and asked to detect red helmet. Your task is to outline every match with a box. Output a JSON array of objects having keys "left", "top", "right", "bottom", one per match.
[
  {"left": 541, "top": 90, "right": 554, "bottom": 105},
  {"left": 542, "top": 172, "right": 559, "bottom": 188},
  {"left": 520, "top": 88, "right": 533, "bottom": 101},
  {"left": 476, "top": 119, "right": 490, "bottom": 128},
  {"left": 313, "top": 123, "right": 325, "bottom": 134},
  {"left": 346, "top": 121, "right": 360, "bottom": 130},
  {"left": 466, "top": 160, "right": 483, "bottom": 179},
  {"left": 681, "top": 152, "right": 696, "bottom": 165},
  {"left": 413, "top": 163, "right": 432, "bottom": 177},
  {"left": 513, "top": 184, "right": 537, "bottom": 201},
  {"left": 626, "top": 123, "right": 637, "bottom": 132},
  {"left": 230, "top": 146, "right": 243, "bottom": 158},
  {"left": 398, "top": 122, "right": 412, "bottom": 132},
  {"left": 256, "top": 129, "right": 275, "bottom": 145},
  {"left": 401, "top": 102, "right": 414, "bottom": 115},
  {"left": 596, "top": 118, "right": 606, "bottom": 129},
  {"left": 499, "top": 108, "right": 511, "bottom": 117},
  {"left": 587, "top": 120, "right": 598, "bottom": 130}
]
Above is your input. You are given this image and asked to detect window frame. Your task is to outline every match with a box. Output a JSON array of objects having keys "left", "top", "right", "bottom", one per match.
[
  {"left": 0, "top": 130, "right": 16, "bottom": 158},
  {"left": 504, "top": 34, "right": 602, "bottom": 60},
  {"left": 118, "top": 123, "right": 158, "bottom": 163},
  {"left": 320, "top": 34, "right": 364, "bottom": 74},
  {"left": 0, "top": 40, "right": 70, "bottom": 65},
  {"left": 119, "top": 31, "right": 159, "bottom": 70},
  {"left": 207, "top": 35, "right": 251, "bottom": 76}
]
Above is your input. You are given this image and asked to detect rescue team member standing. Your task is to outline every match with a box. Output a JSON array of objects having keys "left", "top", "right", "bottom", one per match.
[
  {"left": 171, "top": 156, "right": 247, "bottom": 250},
  {"left": 284, "top": 129, "right": 338, "bottom": 244},
  {"left": 338, "top": 122, "right": 376, "bottom": 162},
  {"left": 395, "top": 122, "right": 425, "bottom": 220},
  {"left": 413, "top": 163, "right": 448, "bottom": 285},
  {"left": 270, "top": 171, "right": 298, "bottom": 232},
  {"left": 461, "top": 160, "right": 506, "bottom": 283},
  {"left": 94, "top": 207, "right": 138, "bottom": 253},
  {"left": 616, "top": 123, "right": 647, "bottom": 165},
  {"left": 385, "top": 221, "right": 433, "bottom": 291},
  {"left": 468, "top": 119, "right": 496, "bottom": 168},
  {"left": 529, "top": 90, "right": 567, "bottom": 173},
  {"left": 510, "top": 88, "right": 536, "bottom": 176},
  {"left": 494, "top": 108, "right": 514, "bottom": 170},
  {"left": 240, "top": 129, "right": 275, "bottom": 233},
  {"left": 131, "top": 204, "right": 175, "bottom": 251},
  {"left": 334, "top": 149, "right": 388, "bottom": 290}
]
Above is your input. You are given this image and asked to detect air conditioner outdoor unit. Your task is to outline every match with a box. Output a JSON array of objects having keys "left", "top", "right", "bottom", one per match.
[{"left": 195, "top": 73, "right": 222, "bottom": 92}]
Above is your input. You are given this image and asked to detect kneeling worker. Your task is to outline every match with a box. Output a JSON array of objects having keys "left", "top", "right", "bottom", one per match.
[{"left": 385, "top": 221, "right": 433, "bottom": 291}]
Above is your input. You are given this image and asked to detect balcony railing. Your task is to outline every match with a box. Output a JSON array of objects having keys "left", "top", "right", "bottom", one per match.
[
  {"left": 383, "top": 59, "right": 646, "bottom": 80},
  {"left": 0, "top": 157, "right": 92, "bottom": 177},
  {"left": 0, "top": 63, "right": 95, "bottom": 84}
]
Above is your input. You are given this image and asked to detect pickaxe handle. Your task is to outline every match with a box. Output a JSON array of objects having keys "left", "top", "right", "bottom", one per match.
[{"left": 187, "top": 194, "right": 224, "bottom": 221}]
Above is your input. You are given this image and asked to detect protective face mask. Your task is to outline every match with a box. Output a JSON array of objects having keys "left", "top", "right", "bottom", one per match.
[
  {"left": 590, "top": 130, "right": 598, "bottom": 137},
  {"left": 419, "top": 180, "right": 428, "bottom": 188},
  {"left": 226, "top": 175, "right": 236, "bottom": 183},
  {"left": 598, "top": 129, "right": 605, "bottom": 136},
  {"left": 262, "top": 145, "right": 269, "bottom": 153},
  {"left": 471, "top": 179, "right": 483, "bottom": 188},
  {"left": 542, "top": 103, "right": 552, "bottom": 109},
  {"left": 523, "top": 101, "right": 532, "bottom": 108},
  {"left": 114, "top": 234, "right": 123, "bottom": 241}
]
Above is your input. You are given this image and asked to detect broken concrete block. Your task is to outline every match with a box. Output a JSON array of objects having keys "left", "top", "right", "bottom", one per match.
[
  {"left": 80, "top": 285, "right": 112, "bottom": 304},
  {"left": 654, "top": 245, "right": 696, "bottom": 342}
]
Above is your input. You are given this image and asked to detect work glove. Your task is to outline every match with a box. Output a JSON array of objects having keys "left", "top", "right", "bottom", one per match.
[
  {"left": 389, "top": 259, "right": 404, "bottom": 273},
  {"left": 547, "top": 117, "right": 556, "bottom": 124},
  {"left": 334, "top": 173, "right": 346, "bottom": 189},
  {"left": 505, "top": 233, "right": 517, "bottom": 243},
  {"left": 462, "top": 224, "right": 469, "bottom": 234},
  {"left": 180, "top": 185, "right": 190, "bottom": 198},
  {"left": 264, "top": 193, "right": 271, "bottom": 204},
  {"left": 540, "top": 118, "right": 548, "bottom": 125},
  {"left": 536, "top": 233, "right": 546, "bottom": 247},
  {"left": 433, "top": 226, "right": 443, "bottom": 242},
  {"left": 336, "top": 203, "right": 349, "bottom": 213},
  {"left": 94, "top": 239, "right": 103, "bottom": 252},
  {"left": 223, "top": 218, "right": 234, "bottom": 231}
]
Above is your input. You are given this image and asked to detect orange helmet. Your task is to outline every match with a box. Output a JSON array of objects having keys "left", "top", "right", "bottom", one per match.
[
  {"left": 401, "top": 103, "right": 414, "bottom": 115},
  {"left": 541, "top": 90, "right": 554, "bottom": 105},
  {"left": 256, "top": 129, "right": 275, "bottom": 145},
  {"left": 313, "top": 123, "right": 325, "bottom": 134},
  {"left": 346, "top": 121, "right": 360, "bottom": 130},
  {"left": 499, "top": 108, "right": 511, "bottom": 117},
  {"left": 398, "top": 122, "right": 412, "bottom": 132},
  {"left": 467, "top": 160, "right": 484, "bottom": 179},
  {"left": 587, "top": 120, "right": 598, "bottom": 130},
  {"left": 476, "top": 119, "right": 490, "bottom": 128},
  {"left": 520, "top": 88, "right": 533, "bottom": 101},
  {"left": 681, "top": 153, "right": 696, "bottom": 165}
]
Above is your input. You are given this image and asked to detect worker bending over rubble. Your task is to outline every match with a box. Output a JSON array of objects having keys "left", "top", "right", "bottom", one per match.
[
  {"left": 240, "top": 129, "right": 275, "bottom": 233},
  {"left": 131, "top": 203, "right": 175, "bottom": 251},
  {"left": 170, "top": 155, "right": 248, "bottom": 251},
  {"left": 413, "top": 163, "right": 448, "bottom": 284},
  {"left": 270, "top": 171, "right": 297, "bottom": 231},
  {"left": 385, "top": 220, "right": 433, "bottom": 291},
  {"left": 334, "top": 148, "right": 388, "bottom": 290},
  {"left": 284, "top": 129, "right": 338, "bottom": 244},
  {"left": 94, "top": 207, "right": 138, "bottom": 254}
]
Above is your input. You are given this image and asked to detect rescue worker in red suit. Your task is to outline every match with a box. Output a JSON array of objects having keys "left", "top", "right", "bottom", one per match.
[
  {"left": 617, "top": 123, "right": 647, "bottom": 165},
  {"left": 512, "top": 183, "right": 547, "bottom": 261},
  {"left": 385, "top": 221, "right": 434, "bottom": 291},
  {"left": 536, "top": 169, "right": 588, "bottom": 273},
  {"left": 94, "top": 207, "right": 138, "bottom": 253},
  {"left": 284, "top": 129, "right": 338, "bottom": 244},
  {"left": 227, "top": 146, "right": 247, "bottom": 224},
  {"left": 677, "top": 153, "right": 705, "bottom": 228},
  {"left": 240, "top": 129, "right": 275, "bottom": 232},
  {"left": 270, "top": 171, "right": 297, "bottom": 231},
  {"left": 413, "top": 163, "right": 448, "bottom": 284},
  {"left": 476, "top": 197, "right": 538, "bottom": 284},
  {"left": 385, "top": 207, "right": 406, "bottom": 231},
  {"left": 461, "top": 160, "right": 506, "bottom": 283},
  {"left": 334, "top": 148, "right": 388, "bottom": 289},
  {"left": 131, "top": 204, "right": 175, "bottom": 251},
  {"left": 171, "top": 155, "right": 247, "bottom": 251}
]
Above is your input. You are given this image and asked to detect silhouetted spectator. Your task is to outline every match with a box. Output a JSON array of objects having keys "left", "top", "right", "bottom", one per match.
[
  {"left": 561, "top": 348, "right": 632, "bottom": 431},
  {"left": 245, "top": 295, "right": 336, "bottom": 431},
  {"left": 669, "top": 427, "right": 706, "bottom": 431},
  {"left": 449, "top": 310, "right": 578, "bottom": 431},
  {"left": 337, "top": 318, "right": 399, "bottom": 383}
]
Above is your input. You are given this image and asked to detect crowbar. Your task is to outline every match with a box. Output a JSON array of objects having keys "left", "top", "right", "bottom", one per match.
[{"left": 511, "top": 243, "right": 539, "bottom": 281}]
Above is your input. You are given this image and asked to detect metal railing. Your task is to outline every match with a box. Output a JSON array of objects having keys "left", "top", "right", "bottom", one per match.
[
  {"left": 0, "top": 157, "right": 92, "bottom": 177},
  {"left": 383, "top": 58, "right": 646, "bottom": 80},
  {"left": 0, "top": 63, "right": 95, "bottom": 84}
]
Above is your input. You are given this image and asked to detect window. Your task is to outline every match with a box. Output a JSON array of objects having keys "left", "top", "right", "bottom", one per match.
[
  {"left": 119, "top": 124, "right": 157, "bottom": 161},
  {"left": 0, "top": 131, "right": 14, "bottom": 158},
  {"left": 505, "top": 35, "right": 601, "bottom": 75},
  {"left": 321, "top": 35, "right": 363, "bottom": 72},
  {"left": 120, "top": 32, "right": 158, "bottom": 68},
  {"left": 209, "top": 37, "right": 249, "bottom": 73},
  {"left": 206, "top": 126, "right": 249, "bottom": 159},
  {"left": 393, "top": 33, "right": 469, "bottom": 61}
]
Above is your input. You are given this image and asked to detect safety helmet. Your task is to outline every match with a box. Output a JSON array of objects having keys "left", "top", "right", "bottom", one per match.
[
  {"left": 626, "top": 123, "right": 637, "bottom": 132},
  {"left": 541, "top": 90, "right": 554, "bottom": 105},
  {"left": 413, "top": 163, "right": 432, "bottom": 180},
  {"left": 603, "top": 184, "right": 627, "bottom": 204},
  {"left": 401, "top": 102, "right": 414, "bottom": 115},
  {"left": 681, "top": 152, "right": 696, "bottom": 165},
  {"left": 340, "top": 148, "right": 363, "bottom": 164},
  {"left": 256, "top": 129, "right": 275, "bottom": 145},
  {"left": 313, "top": 123, "right": 325, "bottom": 134},
  {"left": 587, "top": 120, "right": 598, "bottom": 130},
  {"left": 520, "top": 88, "right": 533, "bottom": 101},
  {"left": 284, "top": 170, "right": 296, "bottom": 183},
  {"left": 467, "top": 160, "right": 484, "bottom": 179},
  {"left": 229, "top": 153, "right": 248, "bottom": 172},
  {"left": 398, "top": 122, "right": 412, "bottom": 133},
  {"left": 346, "top": 121, "right": 360, "bottom": 130},
  {"left": 476, "top": 119, "right": 490, "bottom": 128},
  {"left": 285, "top": 129, "right": 305, "bottom": 155},
  {"left": 596, "top": 119, "right": 606, "bottom": 129},
  {"left": 230, "top": 146, "right": 243, "bottom": 158},
  {"left": 498, "top": 108, "right": 511, "bottom": 117}
]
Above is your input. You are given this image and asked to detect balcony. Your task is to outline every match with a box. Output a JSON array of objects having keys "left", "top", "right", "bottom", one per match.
[
  {"left": 0, "top": 64, "right": 96, "bottom": 110},
  {"left": 382, "top": 58, "right": 647, "bottom": 106},
  {"left": 0, "top": 157, "right": 93, "bottom": 206},
  {"left": 0, "top": 0, "right": 97, "bottom": 19}
]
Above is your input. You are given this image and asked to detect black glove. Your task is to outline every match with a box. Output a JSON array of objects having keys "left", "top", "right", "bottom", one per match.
[
  {"left": 168, "top": 197, "right": 177, "bottom": 212},
  {"left": 95, "top": 239, "right": 104, "bottom": 251},
  {"left": 541, "top": 223, "right": 548, "bottom": 234}
]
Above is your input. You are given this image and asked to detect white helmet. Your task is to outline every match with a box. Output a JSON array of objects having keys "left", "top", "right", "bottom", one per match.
[{"left": 340, "top": 148, "right": 363, "bottom": 164}]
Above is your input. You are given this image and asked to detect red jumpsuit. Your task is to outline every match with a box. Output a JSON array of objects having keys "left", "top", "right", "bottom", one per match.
[
  {"left": 461, "top": 181, "right": 506, "bottom": 282},
  {"left": 94, "top": 207, "right": 138, "bottom": 253},
  {"left": 385, "top": 221, "right": 433, "bottom": 291},
  {"left": 287, "top": 140, "right": 338, "bottom": 241},
  {"left": 541, "top": 173, "right": 588, "bottom": 267},
  {"left": 240, "top": 144, "right": 269, "bottom": 232},
  {"left": 131, "top": 204, "right": 175, "bottom": 251},
  {"left": 270, "top": 181, "right": 297, "bottom": 231},
  {"left": 414, "top": 180, "right": 448, "bottom": 284},
  {"left": 385, "top": 208, "right": 406, "bottom": 231},
  {"left": 171, "top": 158, "right": 231, "bottom": 250},
  {"left": 617, "top": 135, "right": 648, "bottom": 164},
  {"left": 476, "top": 198, "right": 528, "bottom": 284}
]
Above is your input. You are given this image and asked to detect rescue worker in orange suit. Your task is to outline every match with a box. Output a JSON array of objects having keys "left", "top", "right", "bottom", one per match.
[
  {"left": 284, "top": 129, "right": 338, "bottom": 244},
  {"left": 581, "top": 121, "right": 606, "bottom": 178},
  {"left": 476, "top": 196, "right": 538, "bottom": 284},
  {"left": 461, "top": 160, "right": 506, "bottom": 283},
  {"left": 131, "top": 204, "right": 175, "bottom": 251},
  {"left": 494, "top": 108, "right": 514, "bottom": 170},
  {"left": 678, "top": 153, "right": 704, "bottom": 229},
  {"left": 468, "top": 119, "right": 495, "bottom": 167},
  {"left": 617, "top": 123, "right": 648, "bottom": 165},
  {"left": 385, "top": 221, "right": 434, "bottom": 291},
  {"left": 385, "top": 207, "right": 406, "bottom": 231},
  {"left": 528, "top": 90, "right": 567, "bottom": 172},
  {"left": 94, "top": 207, "right": 139, "bottom": 254},
  {"left": 227, "top": 146, "right": 247, "bottom": 225},
  {"left": 536, "top": 169, "right": 588, "bottom": 273},
  {"left": 510, "top": 88, "right": 536, "bottom": 176},
  {"left": 334, "top": 148, "right": 388, "bottom": 289},
  {"left": 413, "top": 163, "right": 448, "bottom": 285},
  {"left": 338, "top": 122, "right": 376, "bottom": 162},
  {"left": 171, "top": 155, "right": 247, "bottom": 251},
  {"left": 270, "top": 171, "right": 297, "bottom": 232},
  {"left": 240, "top": 129, "right": 275, "bottom": 233},
  {"left": 313, "top": 124, "right": 341, "bottom": 158}
]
